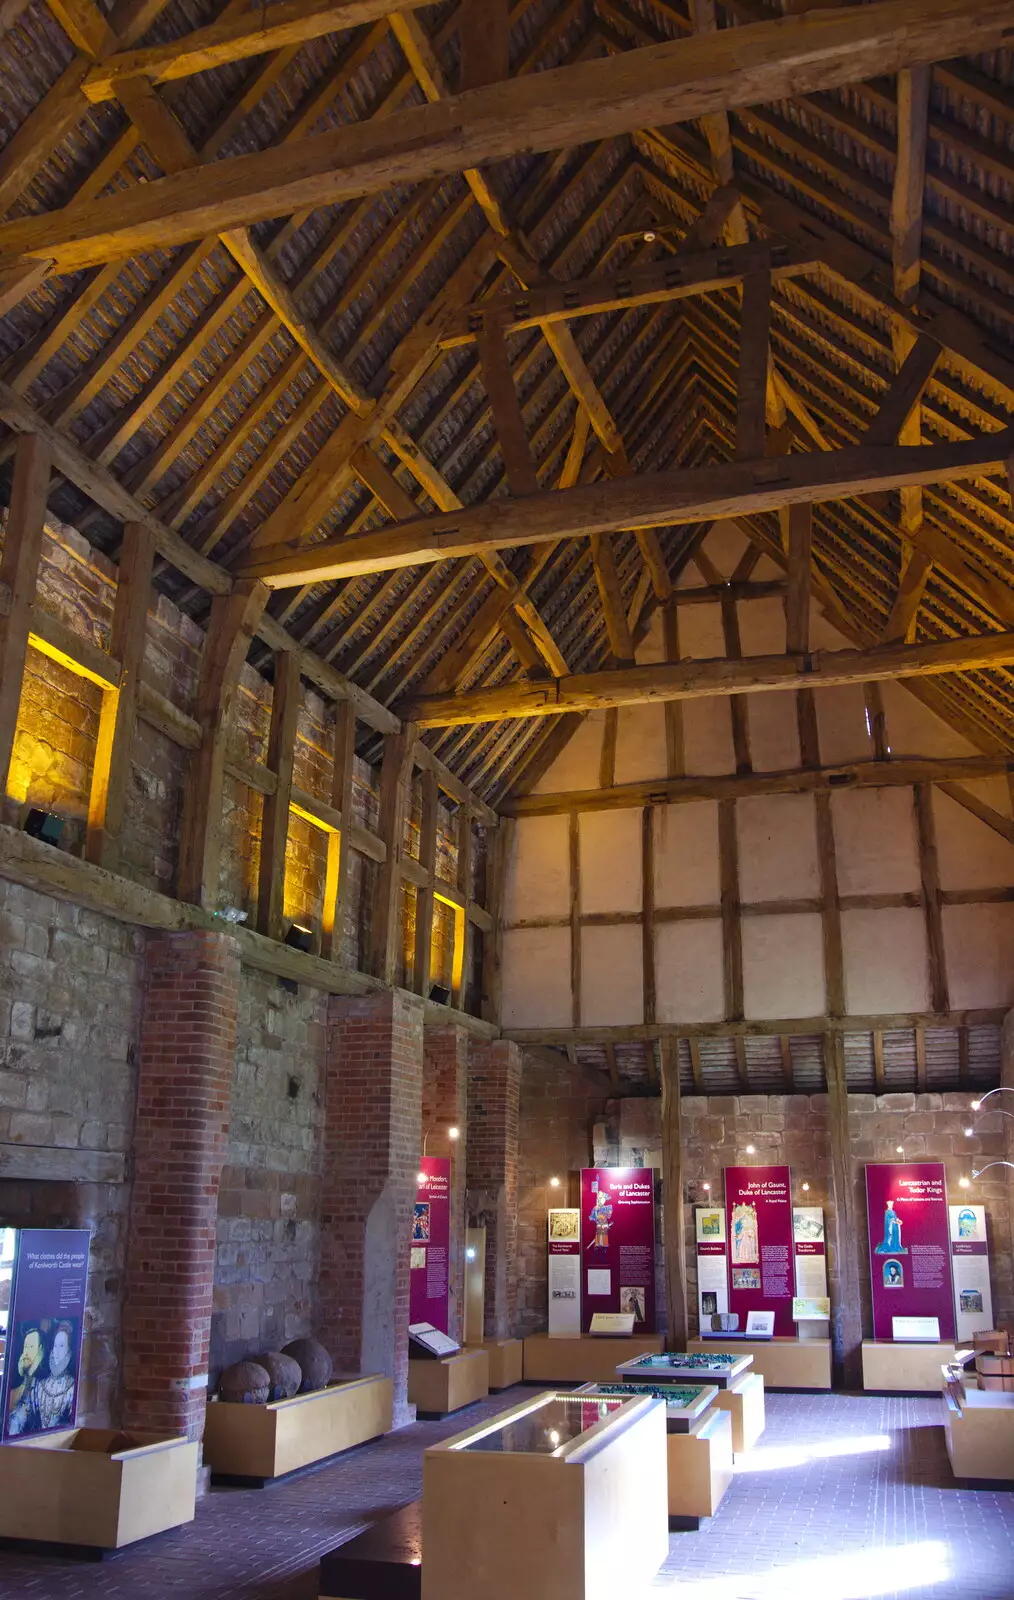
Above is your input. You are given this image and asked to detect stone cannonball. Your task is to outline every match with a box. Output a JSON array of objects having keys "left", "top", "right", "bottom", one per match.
[
  {"left": 257, "top": 1350, "right": 302, "bottom": 1402},
  {"left": 281, "top": 1337, "right": 332, "bottom": 1392},
  {"left": 219, "top": 1359, "right": 271, "bottom": 1405}
]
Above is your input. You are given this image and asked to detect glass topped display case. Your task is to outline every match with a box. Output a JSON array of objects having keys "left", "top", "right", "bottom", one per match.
[
  {"left": 615, "top": 1350, "right": 753, "bottom": 1389},
  {"left": 461, "top": 1393, "right": 628, "bottom": 1455},
  {"left": 576, "top": 1381, "right": 719, "bottom": 1433}
]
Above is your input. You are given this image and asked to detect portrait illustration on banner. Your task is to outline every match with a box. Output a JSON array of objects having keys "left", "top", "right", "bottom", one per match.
[
  {"left": 619, "top": 1285, "right": 646, "bottom": 1323},
  {"left": 412, "top": 1202, "right": 431, "bottom": 1243},
  {"left": 5, "top": 1317, "right": 79, "bottom": 1437},
  {"left": 587, "top": 1188, "right": 613, "bottom": 1252},
  {"left": 883, "top": 1259, "right": 904, "bottom": 1289},
  {"left": 731, "top": 1202, "right": 759, "bottom": 1264},
  {"left": 874, "top": 1199, "right": 908, "bottom": 1255}
]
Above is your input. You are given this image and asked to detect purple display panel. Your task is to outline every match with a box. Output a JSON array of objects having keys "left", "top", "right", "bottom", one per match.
[
  {"left": 725, "top": 1166, "right": 794, "bottom": 1336},
  {"left": 865, "top": 1162, "right": 955, "bottom": 1341},
  {"left": 1, "top": 1228, "right": 89, "bottom": 1440},
  {"left": 580, "top": 1167, "right": 656, "bottom": 1333},
  {"left": 410, "top": 1157, "right": 451, "bottom": 1334}
]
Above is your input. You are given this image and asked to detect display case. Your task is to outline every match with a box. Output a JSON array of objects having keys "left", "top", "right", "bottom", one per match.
[
  {"left": 688, "top": 1334, "right": 832, "bottom": 1390},
  {"left": 422, "top": 1389, "right": 668, "bottom": 1600},
  {"left": 615, "top": 1350, "right": 763, "bottom": 1455},
  {"left": 943, "top": 1363, "right": 1014, "bottom": 1481},
  {"left": 203, "top": 1374, "right": 392, "bottom": 1482},
  {"left": 576, "top": 1381, "right": 733, "bottom": 1527}
]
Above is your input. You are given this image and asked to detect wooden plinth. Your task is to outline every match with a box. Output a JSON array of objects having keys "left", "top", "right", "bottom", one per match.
[
  {"left": 944, "top": 1375, "right": 1014, "bottom": 1482},
  {"left": 422, "top": 1392, "right": 668, "bottom": 1600},
  {"left": 203, "top": 1375, "right": 392, "bottom": 1482},
  {"left": 523, "top": 1332, "right": 664, "bottom": 1385},
  {"left": 712, "top": 1371, "right": 765, "bottom": 1455},
  {"left": 688, "top": 1337, "right": 831, "bottom": 1390},
  {"left": 472, "top": 1338, "right": 523, "bottom": 1391},
  {"left": 319, "top": 1501, "right": 422, "bottom": 1600},
  {"left": 666, "top": 1407, "right": 734, "bottom": 1524},
  {"left": 409, "top": 1349, "right": 489, "bottom": 1418},
  {"left": 0, "top": 1429, "right": 197, "bottom": 1550},
  {"left": 861, "top": 1340, "right": 956, "bottom": 1393}
]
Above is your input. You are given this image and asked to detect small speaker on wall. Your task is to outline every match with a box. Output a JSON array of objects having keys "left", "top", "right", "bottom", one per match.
[{"left": 429, "top": 984, "right": 451, "bottom": 1005}]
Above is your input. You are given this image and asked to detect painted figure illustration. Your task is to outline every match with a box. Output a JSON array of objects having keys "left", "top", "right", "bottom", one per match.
[
  {"left": 730, "top": 1202, "right": 759, "bottom": 1265},
  {"left": 874, "top": 1200, "right": 908, "bottom": 1255},
  {"left": 587, "top": 1188, "right": 613, "bottom": 1251}
]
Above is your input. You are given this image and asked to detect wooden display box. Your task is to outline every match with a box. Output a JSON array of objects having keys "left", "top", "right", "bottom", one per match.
[
  {"left": 203, "top": 1375, "right": 392, "bottom": 1482},
  {"left": 0, "top": 1428, "right": 197, "bottom": 1550},
  {"left": 945, "top": 1371, "right": 1014, "bottom": 1481},
  {"left": 712, "top": 1370, "right": 765, "bottom": 1455},
  {"left": 409, "top": 1348, "right": 489, "bottom": 1418},
  {"left": 473, "top": 1338, "right": 523, "bottom": 1391},
  {"left": 576, "top": 1381, "right": 733, "bottom": 1528},
  {"left": 861, "top": 1339, "right": 956, "bottom": 1393},
  {"left": 422, "top": 1390, "right": 668, "bottom": 1600},
  {"left": 688, "top": 1336, "right": 831, "bottom": 1391},
  {"left": 523, "top": 1332, "right": 664, "bottom": 1386}
]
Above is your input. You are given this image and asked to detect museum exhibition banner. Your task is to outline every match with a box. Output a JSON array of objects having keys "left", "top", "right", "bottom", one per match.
[
  {"left": 547, "top": 1209, "right": 581, "bottom": 1335},
  {"left": 1, "top": 1228, "right": 89, "bottom": 1440},
  {"left": 694, "top": 1204, "right": 730, "bottom": 1328},
  {"left": 725, "top": 1165, "right": 795, "bottom": 1336},
  {"left": 864, "top": 1162, "right": 955, "bottom": 1341},
  {"left": 410, "top": 1157, "right": 451, "bottom": 1334},
  {"left": 792, "top": 1207, "right": 829, "bottom": 1336},
  {"left": 580, "top": 1168, "right": 656, "bottom": 1333},
  {"left": 949, "top": 1203, "right": 993, "bottom": 1343}
]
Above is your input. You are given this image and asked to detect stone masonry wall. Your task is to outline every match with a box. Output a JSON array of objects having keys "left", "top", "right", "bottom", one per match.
[{"left": 0, "top": 877, "right": 143, "bottom": 1423}]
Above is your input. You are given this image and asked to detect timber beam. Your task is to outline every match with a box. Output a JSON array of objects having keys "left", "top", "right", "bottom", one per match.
[
  {"left": 1, "top": 0, "right": 1010, "bottom": 269},
  {"left": 400, "top": 631, "right": 1014, "bottom": 726},
  {"left": 237, "top": 432, "right": 1014, "bottom": 586}
]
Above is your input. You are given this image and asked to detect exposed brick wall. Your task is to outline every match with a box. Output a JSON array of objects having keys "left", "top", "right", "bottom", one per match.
[
  {"left": 122, "top": 930, "right": 239, "bottom": 1441},
  {"left": 0, "top": 878, "right": 142, "bottom": 1423},
  {"left": 516, "top": 1051, "right": 612, "bottom": 1337},
  {"left": 211, "top": 971, "right": 327, "bottom": 1377},
  {"left": 320, "top": 991, "right": 423, "bottom": 1421},
  {"left": 422, "top": 1025, "right": 468, "bottom": 1341},
  {"left": 467, "top": 1040, "right": 522, "bottom": 1339}
]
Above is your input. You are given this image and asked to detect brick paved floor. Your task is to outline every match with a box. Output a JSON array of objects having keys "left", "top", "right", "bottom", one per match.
[{"left": 1, "top": 1391, "right": 1012, "bottom": 1599}]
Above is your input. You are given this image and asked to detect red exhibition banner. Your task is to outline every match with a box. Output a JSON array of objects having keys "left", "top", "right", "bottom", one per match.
[
  {"left": 865, "top": 1162, "right": 955, "bottom": 1341},
  {"left": 725, "top": 1166, "right": 795, "bottom": 1335},
  {"left": 580, "top": 1168, "right": 656, "bottom": 1332},
  {"left": 410, "top": 1157, "right": 451, "bottom": 1334}
]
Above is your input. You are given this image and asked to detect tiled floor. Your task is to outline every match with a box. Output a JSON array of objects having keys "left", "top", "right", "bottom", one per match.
[{"left": 2, "top": 1391, "right": 1012, "bottom": 1599}]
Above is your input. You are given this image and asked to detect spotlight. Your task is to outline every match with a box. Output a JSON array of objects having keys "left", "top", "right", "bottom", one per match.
[
  {"left": 896, "top": 1146, "right": 904, "bottom": 1154},
  {"left": 549, "top": 1176, "right": 561, "bottom": 1188},
  {"left": 964, "top": 1127, "right": 974, "bottom": 1138},
  {"left": 643, "top": 230, "right": 657, "bottom": 242},
  {"left": 448, "top": 1126, "right": 460, "bottom": 1141},
  {"left": 802, "top": 1182, "right": 810, "bottom": 1192},
  {"left": 959, "top": 1176, "right": 971, "bottom": 1189},
  {"left": 745, "top": 1144, "right": 756, "bottom": 1155},
  {"left": 466, "top": 1247, "right": 476, "bottom": 1261},
  {"left": 417, "top": 1171, "right": 427, "bottom": 1186},
  {"left": 23, "top": 809, "right": 63, "bottom": 846},
  {"left": 429, "top": 983, "right": 451, "bottom": 1005},
  {"left": 702, "top": 1182, "right": 711, "bottom": 1193},
  {"left": 284, "top": 922, "right": 313, "bottom": 953}
]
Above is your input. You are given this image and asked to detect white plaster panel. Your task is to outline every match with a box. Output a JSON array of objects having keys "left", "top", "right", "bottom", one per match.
[
  {"left": 842, "top": 908, "right": 930, "bottom": 1015},
  {"left": 960, "top": 776, "right": 1014, "bottom": 819},
  {"left": 677, "top": 602, "right": 726, "bottom": 660},
  {"left": 504, "top": 815, "right": 570, "bottom": 923},
  {"left": 737, "top": 596, "right": 786, "bottom": 655},
  {"left": 752, "top": 554, "right": 783, "bottom": 581},
  {"left": 943, "top": 904, "right": 1014, "bottom": 1010},
  {"left": 655, "top": 919, "right": 725, "bottom": 1023},
  {"left": 814, "top": 684, "right": 874, "bottom": 763},
  {"left": 700, "top": 520, "right": 750, "bottom": 578},
  {"left": 878, "top": 681, "right": 975, "bottom": 757},
  {"left": 531, "top": 712, "right": 606, "bottom": 793},
  {"left": 933, "top": 788, "right": 1014, "bottom": 891},
  {"left": 581, "top": 925, "right": 644, "bottom": 1026},
  {"left": 654, "top": 802, "right": 720, "bottom": 907},
  {"left": 615, "top": 703, "right": 667, "bottom": 784},
  {"left": 737, "top": 794, "right": 820, "bottom": 901},
  {"left": 832, "top": 788, "right": 921, "bottom": 896},
  {"left": 741, "top": 913, "right": 826, "bottom": 1020},
  {"left": 501, "top": 927, "right": 573, "bottom": 1028},
  {"left": 579, "top": 808, "right": 642, "bottom": 914},
  {"left": 809, "top": 608, "right": 851, "bottom": 650},
  {"left": 683, "top": 698, "right": 736, "bottom": 775},
  {"left": 747, "top": 694, "right": 800, "bottom": 771}
]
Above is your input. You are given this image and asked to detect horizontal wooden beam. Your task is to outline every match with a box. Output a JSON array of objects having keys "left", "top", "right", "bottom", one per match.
[
  {"left": 504, "top": 1009, "right": 1007, "bottom": 1045},
  {"left": 238, "top": 432, "right": 1014, "bottom": 586},
  {"left": 400, "top": 631, "right": 1014, "bottom": 725},
  {"left": 441, "top": 242, "right": 813, "bottom": 344},
  {"left": 501, "top": 755, "right": 1014, "bottom": 815},
  {"left": 0, "top": 1142, "right": 125, "bottom": 1183},
  {"left": 82, "top": 0, "right": 431, "bottom": 100},
  {"left": 2, "top": 0, "right": 1009, "bottom": 268}
]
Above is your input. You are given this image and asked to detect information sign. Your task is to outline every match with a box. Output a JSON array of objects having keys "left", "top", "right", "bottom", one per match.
[
  {"left": 865, "top": 1162, "right": 955, "bottom": 1342},
  {"left": 410, "top": 1157, "right": 451, "bottom": 1334},
  {"left": 949, "top": 1203, "right": 993, "bottom": 1343},
  {"left": 580, "top": 1168, "right": 656, "bottom": 1333},
  {"left": 725, "top": 1166, "right": 795, "bottom": 1336},
  {"left": 1, "top": 1229, "right": 89, "bottom": 1440}
]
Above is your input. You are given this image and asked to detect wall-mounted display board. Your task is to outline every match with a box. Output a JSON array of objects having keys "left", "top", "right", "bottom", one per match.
[
  {"left": 580, "top": 1168, "right": 656, "bottom": 1333},
  {"left": 694, "top": 1206, "right": 730, "bottom": 1329},
  {"left": 411, "top": 1157, "right": 451, "bottom": 1335},
  {"left": 725, "top": 1167, "right": 794, "bottom": 1336},
  {"left": 865, "top": 1163, "right": 955, "bottom": 1342},
  {"left": 547, "top": 1209, "right": 581, "bottom": 1336},
  {"left": 1, "top": 1229, "right": 90, "bottom": 1441},
  {"left": 949, "top": 1204, "right": 994, "bottom": 1343},
  {"left": 792, "top": 1207, "right": 829, "bottom": 1339}
]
